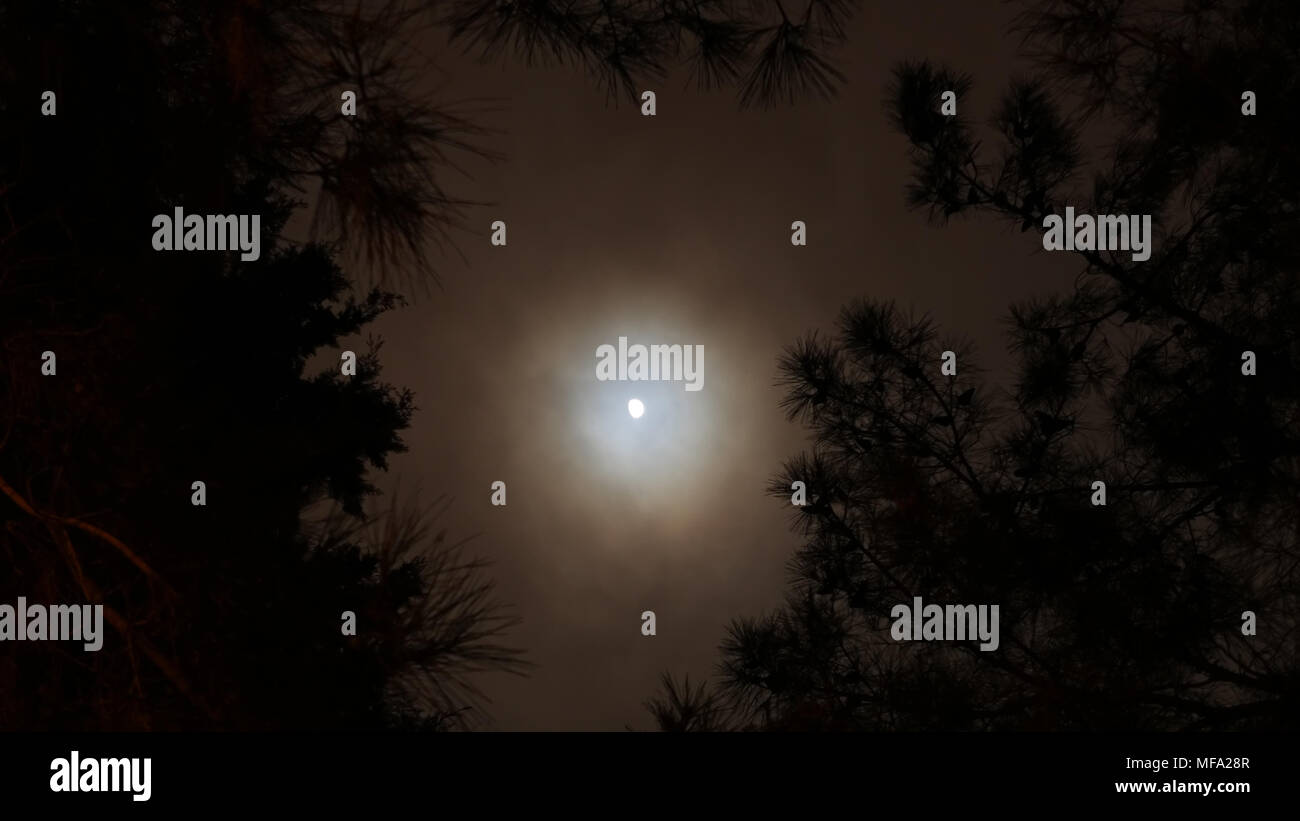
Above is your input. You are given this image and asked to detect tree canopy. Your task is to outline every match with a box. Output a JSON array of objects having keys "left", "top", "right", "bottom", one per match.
[
  {"left": 0, "top": 0, "right": 526, "bottom": 730},
  {"left": 649, "top": 0, "right": 1300, "bottom": 731}
]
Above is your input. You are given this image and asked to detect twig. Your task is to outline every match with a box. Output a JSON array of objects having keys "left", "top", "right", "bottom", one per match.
[{"left": 0, "top": 472, "right": 176, "bottom": 595}]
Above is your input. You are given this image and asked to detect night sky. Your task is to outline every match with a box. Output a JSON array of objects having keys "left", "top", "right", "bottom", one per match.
[
  {"left": 4, "top": 5, "right": 1297, "bottom": 811},
  {"left": 310, "top": 3, "right": 1086, "bottom": 730}
]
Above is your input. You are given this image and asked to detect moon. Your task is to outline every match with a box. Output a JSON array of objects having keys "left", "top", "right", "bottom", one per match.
[{"left": 628, "top": 398, "right": 645, "bottom": 419}]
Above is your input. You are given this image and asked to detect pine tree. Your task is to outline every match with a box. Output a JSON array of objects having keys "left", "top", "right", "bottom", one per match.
[
  {"left": 0, "top": 0, "right": 525, "bottom": 730},
  {"left": 653, "top": 0, "right": 1300, "bottom": 731}
]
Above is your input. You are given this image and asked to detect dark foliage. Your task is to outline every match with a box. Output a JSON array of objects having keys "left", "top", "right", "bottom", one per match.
[
  {"left": 434, "top": 0, "right": 862, "bottom": 108},
  {"left": 648, "top": 0, "right": 1300, "bottom": 731},
  {"left": 0, "top": 0, "right": 525, "bottom": 730}
]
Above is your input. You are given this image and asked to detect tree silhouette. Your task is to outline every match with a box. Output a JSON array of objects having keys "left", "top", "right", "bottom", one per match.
[
  {"left": 0, "top": 0, "right": 525, "bottom": 730},
  {"left": 641, "top": 672, "right": 732, "bottom": 731},
  {"left": 436, "top": 0, "right": 863, "bottom": 108},
  {"left": 299, "top": 489, "right": 529, "bottom": 730},
  {"left": 648, "top": 0, "right": 1300, "bottom": 731}
]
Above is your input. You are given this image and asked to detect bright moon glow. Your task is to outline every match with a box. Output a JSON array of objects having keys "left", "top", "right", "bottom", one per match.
[{"left": 628, "top": 398, "right": 645, "bottom": 419}]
